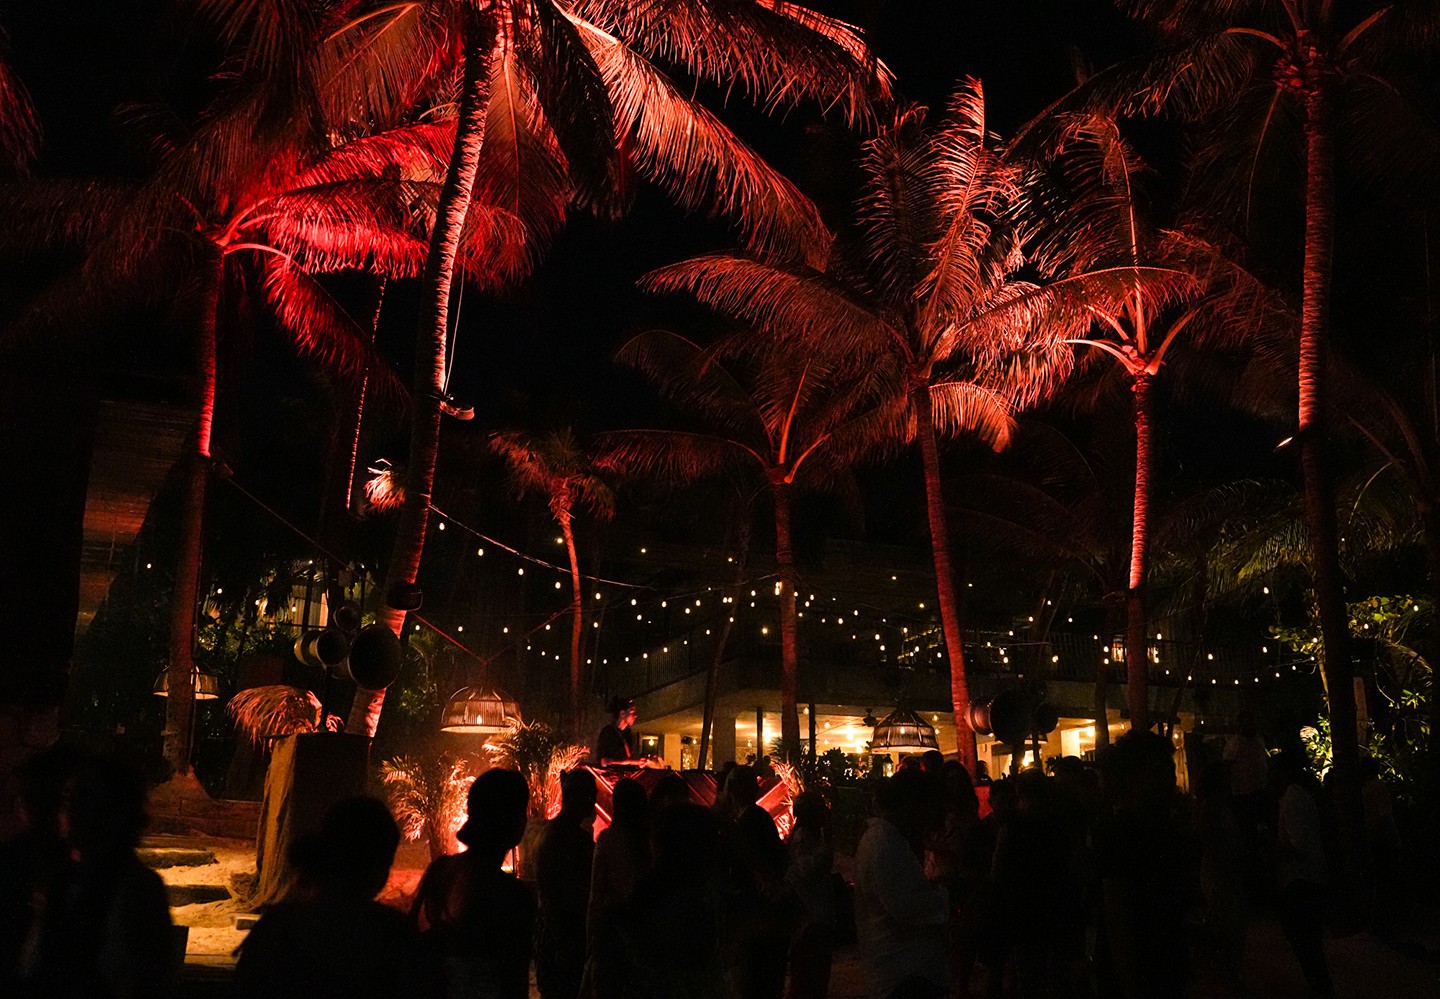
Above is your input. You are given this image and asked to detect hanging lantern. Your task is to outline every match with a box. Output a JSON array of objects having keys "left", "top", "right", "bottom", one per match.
[
  {"left": 870, "top": 708, "right": 939, "bottom": 754},
  {"left": 152, "top": 666, "right": 221, "bottom": 700},
  {"left": 439, "top": 687, "right": 522, "bottom": 734}
]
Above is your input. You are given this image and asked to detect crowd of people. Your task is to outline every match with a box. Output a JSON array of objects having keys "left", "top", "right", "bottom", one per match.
[{"left": 1, "top": 721, "right": 1410, "bottom": 999}]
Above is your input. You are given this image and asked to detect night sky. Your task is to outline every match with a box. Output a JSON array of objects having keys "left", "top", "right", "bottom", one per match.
[{"left": 1, "top": 2, "right": 1427, "bottom": 712}]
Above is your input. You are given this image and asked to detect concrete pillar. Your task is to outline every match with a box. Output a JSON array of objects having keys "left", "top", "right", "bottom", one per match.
[
  {"left": 712, "top": 713, "right": 737, "bottom": 769},
  {"left": 659, "top": 732, "right": 682, "bottom": 770}
]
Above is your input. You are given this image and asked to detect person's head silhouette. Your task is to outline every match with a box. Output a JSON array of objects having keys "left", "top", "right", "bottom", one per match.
[
  {"left": 290, "top": 797, "right": 400, "bottom": 901},
  {"left": 559, "top": 768, "right": 598, "bottom": 821},
  {"left": 63, "top": 756, "right": 149, "bottom": 860},
  {"left": 611, "top": 777, "right": 647, "bottom": 829},
  {"left": 457, "top": 768, "right": 529, "bottom": 865}
]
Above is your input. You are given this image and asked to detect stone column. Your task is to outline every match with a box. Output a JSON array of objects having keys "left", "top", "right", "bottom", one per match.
[{"left": 712, "top": 713, "right": 737, "bottom": 769}]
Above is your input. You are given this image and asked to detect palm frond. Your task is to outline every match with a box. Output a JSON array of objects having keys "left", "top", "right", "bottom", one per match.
[
  {"left": 255, "top": 255, "right": 406, "bottom": 401},
  {"left": 472, "top": 48, "right": 570, "bottom": 250},
  {"left": 0, "top": 31, "right": 40, "bottom": 173},
  {"left": 928, "top": 380, "right": 1015, "bottom": 450},
  {"left": 523, "top": 0, "right": 625, "bottom": 215},
  {"left": 596, "top": 428, "right": 761, "bottom": 485},
  {"left": 569, "top": 12, "right": 831, "bottom": 266},
  {"left": 615, "top": 328, "right": 770, "bottom": 440},
  {"left": 572, "top": 0, "right": 892, "bottom": 125},
  {"left": 227, "top": 685, "right": 322, "bottom": 743},
  {"left": 641, "top": 255, "right": 893, "bottom": 361}
]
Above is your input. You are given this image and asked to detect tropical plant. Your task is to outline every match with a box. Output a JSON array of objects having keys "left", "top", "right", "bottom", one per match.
[
  {"left": 483, "top": 720, "right": 588, "bottom": 818},
  {"left": 342, "top": 0, "right": 894, "bottom": 739},
  {"left": 639, "top": 81, "right": 1189, "bottom": 770},
  {"left": 603, "top": 330, "right": 892, "bottom": 759},
  {"left": 227, "top": 685, "right": 333, "bottom": 742},
  {"left": 380, "top": 752, "right": 480, "bottom": 858},
  {"left": 1027, "top": 0, "right": 1440, "bottom": 797},
  {"left": 1021, "top": 113, "right": 1235, "bottom": 730},
  {"left": 491, "top": 429, "right": 615, "bottom": 733}
]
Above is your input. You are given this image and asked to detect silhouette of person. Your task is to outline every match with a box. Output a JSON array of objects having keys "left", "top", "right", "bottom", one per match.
[
  {"left": 1094, "top": 731, "right": 1190, "bottom": 998},
  {"left": 1273, "top": 750, "right": 1335, "bottom": 997},
  {"left": 784, "top": 791, "right": 836, "bottom": 999},
  {"left": 535, "top": 769, "right": 596, "bottom": 999},
  {"left": 854, "top": 769, "right": 949, "bottom": 999},
  {"left": 1196, "top": 761, "right": 1247, "bottom": 988},
  {"left": 411, "top": 768, "right": 534, "bottom": 999},
  {"left": 595, "top": 698, "right": 639, "bottom": 766},
  {"left": 617, "top": 802, "right": 724, "bottom": 998},
  {"left": 26, "top": 755, "right": 175, "bottom": 999},
  {"left": 1, "top": 744, "right": 82, "bottom": 997},
  {"left": 585, "top": 777, "right": 649, "bottom": 999},
  {"left": 236, "top": 796, "right": 421, "bottom": 999},
  {"left": 717, "top": 764, "right": 790, "bottom": 999}
]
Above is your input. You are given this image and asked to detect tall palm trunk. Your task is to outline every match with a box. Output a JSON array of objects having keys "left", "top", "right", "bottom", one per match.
[
  {"left": 163, "top": 242, "right": 223, "bottom": 777},
  {"left": 770, "top": 477, "right": 801, "bottom": 758},
  {"left": 350, "top": 21, "right": 493, "bottom": 737},
  {"left": 1298, "top": 80, "right": 1359, "bottom": 777},
  {"left": 559, "top": 507, "right": 583, "bottom": 737},
  {"left": 914, "top": 385, "right": 977, "bottom": 773},
  {"left": 1126, "top": 373, "right": 1155, "bottom": 731},
  {"left": 699, "top": 507, "right": 751, "bottom": 771}
]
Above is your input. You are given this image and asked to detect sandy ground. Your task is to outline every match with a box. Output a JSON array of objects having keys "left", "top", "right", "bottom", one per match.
[{"left": 148, "top": 833, "right": 432, "bottom": 966}]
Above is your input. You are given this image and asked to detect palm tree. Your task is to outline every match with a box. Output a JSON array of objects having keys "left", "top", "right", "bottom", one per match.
[
  {"left": 603, "top": 330, "right": 890, "bottom": 759},
  {"left": 1024, "top": 113, "right": 1219, "bottom": 731},
  {"left": 1030, "top": 0, "right": 1440, "bottom": 796},
  {"left": 641, "top": 82, "right": 1188, "bottom": 770},
  {"left": 490, "top": 428, "right": 615, "bottom": 733},
  {"left": 337, "top": 0, "right": 893, "bottom": 737}
]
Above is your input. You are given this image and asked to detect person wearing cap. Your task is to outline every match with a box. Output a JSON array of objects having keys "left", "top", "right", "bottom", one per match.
[
  {"left": 595, "top": 697, "right": 640, "bottom": 766},
  {"left": 410, "top": 769, "right": 535, "bottom": 999}
]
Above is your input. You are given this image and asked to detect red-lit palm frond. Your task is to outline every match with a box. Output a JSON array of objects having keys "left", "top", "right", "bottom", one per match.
[
  {"left": 598, "top": 428, "right": 762, "bottom": 485},
  {"left": 256, "top": 255, "right": 405, "bottom": 398},
  {"left": 228, "top": 684, "right": 323, "bottom": 743},
  {"left": 1020, "top": 113, "right": 1150, "bottom": 277},
  {"left": 928, "top": 379, "right": 1017, "bottom": 450},
  {"left": 472, "top": 48, "right": 571, "bottom": 249},
  {"left": 920, "top": 81, "right": 1025, "bottom": 338},
  {"left": 612, "top": 326, "right": 892, "bottom": 488},
  {"left": 641, "top": 256, "right": 896, "bottom": 365},
  {"left": 571, "top": 0, "right": 892, "bottom": 125},
  {"left": 569, "top": 12, "right": 831, "bottom": 266},
  {"left": 490, "top": 427, "right": 617, "bottom": 522},
  {"left": 520, "top": 0, "right": 625, "bottom": 216},
  {"left": 0, "top": 27, "right": 39, "bottom": 174},
  {"left": 316, "top": 2, "right": 458, "bottom": 133},
  {"left": 289, "top": 122, "right": 455, "bottom": 186},
  {"left": 615, "top": 330, "right": 768, "bottom": 441},
  {"left": 365, "top": 460, "right": 406, "bottom": 511}
]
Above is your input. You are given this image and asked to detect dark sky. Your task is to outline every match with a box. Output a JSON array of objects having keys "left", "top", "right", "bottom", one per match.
[{"left": 0, "top": 1, "right": 1302, "bottom": 701}]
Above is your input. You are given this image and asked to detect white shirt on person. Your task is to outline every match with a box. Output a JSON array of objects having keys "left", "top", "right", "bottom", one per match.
[{"left": 853, "top": 816, "right": 949, "bottom": 999}]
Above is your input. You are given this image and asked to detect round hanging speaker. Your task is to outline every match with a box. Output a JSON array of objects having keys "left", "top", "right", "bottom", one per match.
[
  {"left": 988, "top": 690, "right": 1032, "bottom": 747},
  {"left": 332, "top": 601, "right": 363, "bottom": 633},
  {"left": 294, "top": 630, "right": 350, "bottom": 669},
  {"left": 1032, "top": 702, "right": 1060, "bottom": 736},
  {"left": 967, "top": 698, "right": 994, "bottom": 735},
  {"left": 347, "top": 624, "right": 403, "bottom": 690}
]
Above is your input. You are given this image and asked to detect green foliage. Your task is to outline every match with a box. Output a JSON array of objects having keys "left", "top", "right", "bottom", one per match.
[{"left": 1284, "top": 596, "right": 1433, "bottom": 806}]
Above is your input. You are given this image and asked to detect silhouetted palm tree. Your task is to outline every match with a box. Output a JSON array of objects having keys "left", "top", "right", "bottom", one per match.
[
  {"left": 337, "top": 0, "right": 892, "bottom": 736},
  {"left": 491, "top": 428, "right": 615, "bottom": 732},
  {"left": 603, "top": 330, "right": 890, "bottom": 758},
  {"left": 642, "top": 81, "right": 1188, "bottom": 769},
  {"left": 1030, "top": 0, "right": 1440, "bottom": 789}
]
